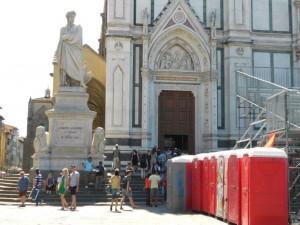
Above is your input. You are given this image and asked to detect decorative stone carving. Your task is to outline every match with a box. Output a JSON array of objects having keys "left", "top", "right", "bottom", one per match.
[
  {"left": 158, "top": 45, "right": 194, "bottom": 71},
  {"left": 91, "top": 127, "right": 105, "bottom": 160},
  {"left": 142, "top": 8, "right": 149, "bottom": 35},
  {"left": 114, "top": 41, "right": 123, "bottom": 51},
  {"left": 210, "top": 10, "right": 217, "bottom": 39},
  {"left": 173, "top": 10, "right": 186, "bottom": 24},
  {"left": 236, "top": 47, "right": 244, "bottom": 56},
  {"left": 33, "top": 126, "right": 49, "bottom": 153}
]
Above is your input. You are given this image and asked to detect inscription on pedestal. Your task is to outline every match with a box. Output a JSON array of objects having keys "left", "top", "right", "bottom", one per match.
[{"left": 54, "top": 121, "right": 84, "bottom": 146}]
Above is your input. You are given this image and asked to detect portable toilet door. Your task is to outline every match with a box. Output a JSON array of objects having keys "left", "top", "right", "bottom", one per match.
[
  {"left": 216, "top": 155, "right": 225, "bottom": 219},
  {"left": 166, "top": 160, "right": 174, "bottom": 210},
  {"left": 223, "top": 150, "right": 235, "bottom": 221},
  {"left": 227, "top": 154, "right": 241, "bottom": 225},
  {"left": 173, "top": 160, "right": 186, "bottom": 211},
  {"left": 202, "top": 156, "right": 210, "bottom": 213},
  {"left": 196, "top": 158, "right": 203, "bottom": 211},
  {"left": 241, "top": 154, "right": 250, "bottom": 225},
  {"left": 191, "top": 157, "right": 202, "bottom": 212},
  {"left": 167, "top": 155, "right": 194, "bottom": 212},
  {"left": 208, "top": 156, "right": 217, "bottom": 216},
  {"left": 241, "top": 147, "right": 288, "bottom": 225},
  {"left": 185, "top": 160, "right": 193, "bottom": 211}
]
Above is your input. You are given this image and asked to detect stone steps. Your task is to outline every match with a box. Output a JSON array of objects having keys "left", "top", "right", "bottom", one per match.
[{"left": 0, "top": 173, "right": 164, "bottom": 205}]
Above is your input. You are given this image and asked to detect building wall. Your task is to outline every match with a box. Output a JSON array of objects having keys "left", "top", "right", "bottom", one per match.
[
  {"left": 0, "top": 124, "right": 19, "bottom": 170},
  {"left": 5, "top": 127, "right": 18, "bottom": 169},
  {"left": 0, "top": 131, "right": 6, "bottom": 170},
  {"left": 103, "top": 0, "right": 297, "bottom": 152},
  {"left": 23, "top": 97, "right": 53, "bottom": 170}
]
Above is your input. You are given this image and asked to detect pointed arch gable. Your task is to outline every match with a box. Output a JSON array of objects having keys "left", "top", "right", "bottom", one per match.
[
  {"left": 148, "top": 0, "right": 211, "bottom": 72},
  {"left": 150, "top": 0, "right": 210, "bottom": 46},
  {"left": 148, "top": 28, "right": 210, "bottom": 72}
]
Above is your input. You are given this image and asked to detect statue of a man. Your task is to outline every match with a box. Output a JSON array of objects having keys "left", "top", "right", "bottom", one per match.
[
  {"left": 55, "top": 11, "right": 86, "bottom": 87},
  {"left": 33, "top": 126, "right": 48, "bottom": 153},
  {"left": 91, "top": 127, "right": 105, "bottom": 160},
  {"left": 142, "top": 8, "right": 149, "bottom": 35},
  {"left": 210, "top": 10, "right": 217, "bottom": 40}
]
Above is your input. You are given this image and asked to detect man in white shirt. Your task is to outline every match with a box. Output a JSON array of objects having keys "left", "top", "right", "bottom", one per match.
[{"left": 149, "top": 171, "right": 161, "bottom": 207}]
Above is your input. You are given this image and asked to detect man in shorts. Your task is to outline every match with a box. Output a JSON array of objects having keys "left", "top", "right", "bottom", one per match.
[
  {"left": 69, "top": 165, "right": 80, "bottom": 211},
  {"left": 110, "top": 169, "right": 121, "bottom": 212},
  {"left": 17, "top": 171, "right": 29, "bottom": 207},
  {"left": 149, "top": 170, "right": 161, "bottom": 207}
]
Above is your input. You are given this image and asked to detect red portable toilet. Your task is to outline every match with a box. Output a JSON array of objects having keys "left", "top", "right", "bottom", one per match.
[
  {"left": 191, "top": 154, "right": 204, "bottom": 212},
  {"left": 216, "top": 154, "right": 225, "bottom": 219},
  {"left": 201, "top": 155, "right": 210, "bottom": 214},
  {"left": 227, "top": 152, "right": 242, "bottom": 225},
  {"left": 208, "top": 155, "right": 217, "bottom": 216},
  {"left": 241, "top": 147, "right": 288, "bottom": 225},
  {"left": 166, "top": 155, "right": 194, "bottom": 212}
]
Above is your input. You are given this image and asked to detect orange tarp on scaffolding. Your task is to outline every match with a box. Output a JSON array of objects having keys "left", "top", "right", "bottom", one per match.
[{"left": 264, "top": 132, "right": 276, "bottom": 147}]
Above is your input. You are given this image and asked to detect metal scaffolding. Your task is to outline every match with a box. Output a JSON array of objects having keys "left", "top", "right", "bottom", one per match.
[{"left": 235, "top": 69, "right": 300, "bottom": 221}]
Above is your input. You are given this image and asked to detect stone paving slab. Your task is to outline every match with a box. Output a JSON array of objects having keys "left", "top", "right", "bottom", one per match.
[{"left": 0, "top": 205, "right": 227, "bottom": 225}]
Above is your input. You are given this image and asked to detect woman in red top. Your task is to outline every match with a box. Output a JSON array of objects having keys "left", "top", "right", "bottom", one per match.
[{"left": 145, "top": 174, "right": 151, "bottom": 206}]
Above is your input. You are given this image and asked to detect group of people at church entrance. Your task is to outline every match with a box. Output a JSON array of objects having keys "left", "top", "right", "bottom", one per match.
[{"left": 112, "top": 144, "right": 181, "bottom": 178}]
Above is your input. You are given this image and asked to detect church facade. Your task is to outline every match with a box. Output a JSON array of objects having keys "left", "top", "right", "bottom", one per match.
[{"left": 101, "top": 0, "right": 300, "bottom": 154}]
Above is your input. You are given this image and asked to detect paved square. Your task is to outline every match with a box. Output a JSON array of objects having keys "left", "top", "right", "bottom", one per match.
[{"left": 0, "top": 205, "right": 226, "bottom": 225}]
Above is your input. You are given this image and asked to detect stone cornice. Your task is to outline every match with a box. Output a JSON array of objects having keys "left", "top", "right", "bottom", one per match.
[{"left": 150, "top": 70, "right": 216, "bottom": 84}]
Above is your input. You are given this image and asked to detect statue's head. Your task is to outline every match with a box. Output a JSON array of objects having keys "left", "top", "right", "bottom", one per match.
[
  {"left": 66, "top": 11, "right": 76, "bottom": 24},
  {"left": 95, "top": 127, "right": 104, "bottom": 134},
  {"left": 95, "top": 127, "right": 104, "bottom": 140},
  {"left": 36, "top": 126, "right": 45, "bottom": 137}
]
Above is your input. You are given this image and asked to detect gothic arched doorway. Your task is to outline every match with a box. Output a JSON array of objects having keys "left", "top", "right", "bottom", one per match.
[{"left": 158, "top": 90, "right": 195, "bottom": 154}]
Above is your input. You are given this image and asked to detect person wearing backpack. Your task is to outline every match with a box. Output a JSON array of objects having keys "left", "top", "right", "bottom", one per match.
[
  {"left": 140, "top": 153, "right": 148, "bottom": 179},
  {"left": 120, "top": 169, "right": 136, "bottom": 209}
]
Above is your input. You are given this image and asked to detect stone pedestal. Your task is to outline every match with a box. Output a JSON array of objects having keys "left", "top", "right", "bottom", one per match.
[{"left": 35, "top": 87, "right": 96, "bottom": 170}]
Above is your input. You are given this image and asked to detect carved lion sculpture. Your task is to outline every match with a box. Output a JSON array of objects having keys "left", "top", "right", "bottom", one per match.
[
  {"left": 91, "top": 127, "right": 105, "bottom": 159},
  {"left": 33, "top": 126, "right": 49, "bottom": 154}
]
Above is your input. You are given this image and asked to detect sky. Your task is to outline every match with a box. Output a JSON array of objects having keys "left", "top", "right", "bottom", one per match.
[{"left": 0, "top": 0, "right": 104, "bottom": 137}]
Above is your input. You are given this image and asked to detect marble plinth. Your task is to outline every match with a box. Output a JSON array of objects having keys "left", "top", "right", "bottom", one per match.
[{"left": 33, "top": 87, "right": 96, "bottom": 170}]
